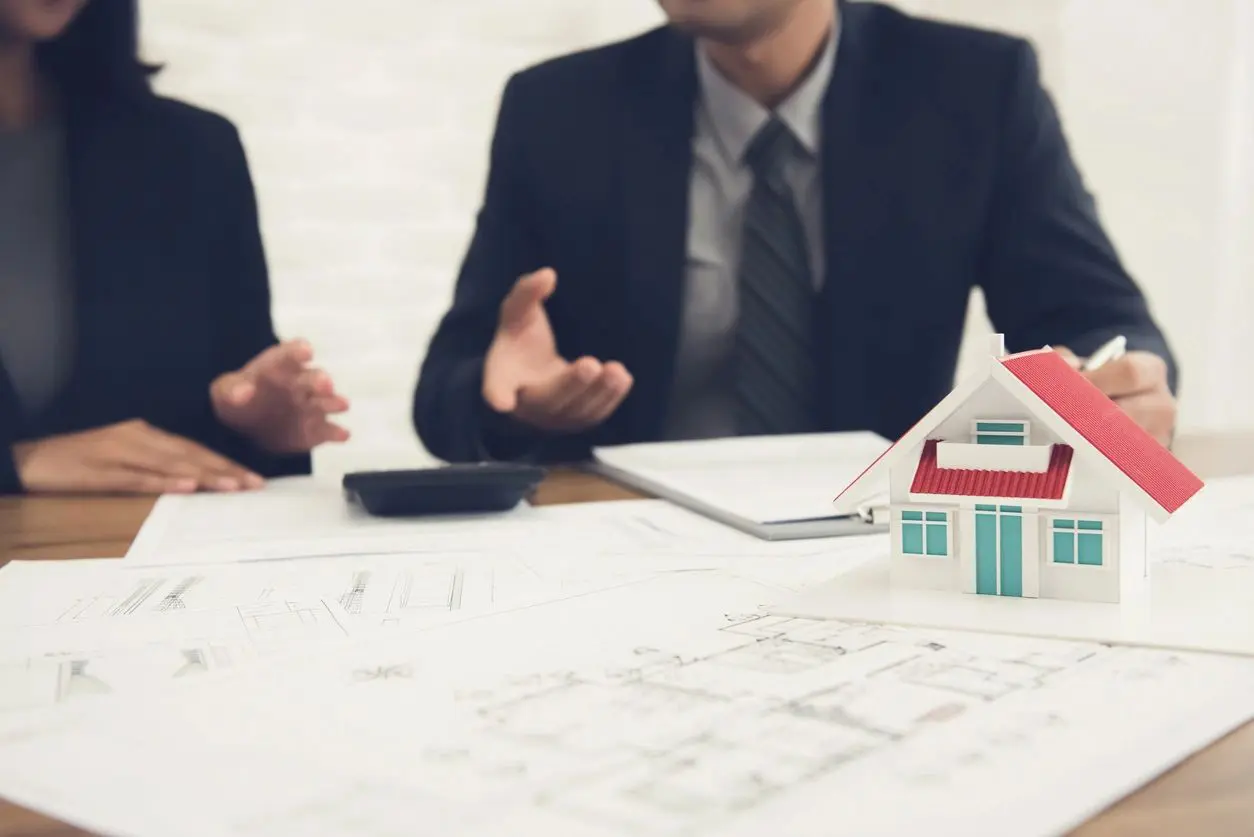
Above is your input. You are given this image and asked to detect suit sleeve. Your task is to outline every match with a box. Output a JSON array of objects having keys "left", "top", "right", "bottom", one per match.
[
  {"left": 0, "top": 380, "right": 22, "bottom": 494},
  {"left": 0, "top": 453, "right": 16, "bottom": 495},
  {"left": 979, "top": 41, "right": 1178, "bottom": 393},
  {"left": 167, "top": 120, "right": 310, "bottom": 478},
  {"left": 413, "top": 75, "right": 585, "bottom": 464}
]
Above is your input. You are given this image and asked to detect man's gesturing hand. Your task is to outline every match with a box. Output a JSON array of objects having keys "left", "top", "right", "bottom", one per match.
[
  {"left": 1055, "top": 346, "right": 1176, "bottom": 446},
  {"left": 212, "top": 339, "right": 350, "bottom": 454},
  {"left": 482, "top": 268, "right": 633, "bottom": 432},
  {"left": 13, "top": 420, "right": 262, "bottom": 495}
]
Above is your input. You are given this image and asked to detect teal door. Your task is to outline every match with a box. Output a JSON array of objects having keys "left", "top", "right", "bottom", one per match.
[{"left": 975, "top": 506, "right": 1023, "bottom": 596}]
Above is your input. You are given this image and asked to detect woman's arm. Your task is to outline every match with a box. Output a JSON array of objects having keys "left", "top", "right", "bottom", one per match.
[{"left": 166, "top": 114, "right": 312, "bottom": 478}]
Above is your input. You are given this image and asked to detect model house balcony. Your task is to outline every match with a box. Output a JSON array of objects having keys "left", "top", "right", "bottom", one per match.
[{"left": 935, "top": 441, "right": 1054, "bottom": 472}]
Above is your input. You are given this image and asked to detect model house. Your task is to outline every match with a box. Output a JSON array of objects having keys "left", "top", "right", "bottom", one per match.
[{"left": 833, "top": 335, "right": 1204, "bottom": 604}]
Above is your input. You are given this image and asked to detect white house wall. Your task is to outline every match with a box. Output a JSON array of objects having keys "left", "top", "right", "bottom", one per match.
[
  {"left": 924, "top": 377, "right": 1045, "bottom": 446},
  {"left": 1119, "top": 492, "right": 1150, "bottom": 593},
  {"left": 1037, "top": 495, "right": 1123, "bottom": 602},
  {"left": 889, "top": 504, "right": 961, "bottom": 592},
  {"left": 1055, "top": 457, "right": 1120, "bottom": 514}
]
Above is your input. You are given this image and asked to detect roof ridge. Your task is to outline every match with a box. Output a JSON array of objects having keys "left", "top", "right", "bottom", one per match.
[{"left": 1000, "top": 346, "right": 1055, "bottom": 362}]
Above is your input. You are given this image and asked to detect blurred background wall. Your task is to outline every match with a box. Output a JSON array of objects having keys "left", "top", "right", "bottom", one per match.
[{"left": 139, "top": 0, "right": 1254, "bottom": 475}]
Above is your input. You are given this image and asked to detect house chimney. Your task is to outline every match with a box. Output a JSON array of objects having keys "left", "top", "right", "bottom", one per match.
[{"left": 989, "top": 333, "right": 1006, "bottom": 358}]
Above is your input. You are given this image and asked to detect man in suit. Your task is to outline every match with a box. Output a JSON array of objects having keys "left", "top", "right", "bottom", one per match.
[{"left": 413, "top": 0, "right": 1177, "bottom": 464}]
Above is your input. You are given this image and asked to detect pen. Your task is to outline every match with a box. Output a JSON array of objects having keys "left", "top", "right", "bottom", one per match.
[{"left": 1083, "top": 335, "right": 1127, "bottom": 372}]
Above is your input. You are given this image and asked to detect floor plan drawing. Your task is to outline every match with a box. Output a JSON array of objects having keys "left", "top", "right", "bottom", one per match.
[
  {"left": 277, "top": 612, "right": 1254, "bottom": 837},
  {"left": 56, "top": 578, "right": 165, "bottom": 621},
  {"left": 3, "top": 571, "right": 1254, "bottom": 837},
  {"left": 379, "top": 615, "right": 1103, "bottom": 834},
  {"left": 0, "top": 595, "right": 352, "bottom": 716},
  {"left": 236, "top": 600, "right": 351, "bottom": 649},
  {"left": 381, "top": 569, "right": 465, "bottom": 625},
  {"left": 323, "top": 563, "right": 473, "bottom": 630},
  {"left": 339, "top": 571, "right": 371, "bottom": 614},
  {"left": 156, "top": 577, "right": 203, "bottom": 611}
]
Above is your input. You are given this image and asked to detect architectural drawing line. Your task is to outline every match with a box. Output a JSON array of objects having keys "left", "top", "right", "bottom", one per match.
[
  {"left": 339, "top": 571, "right": 372, "bottom": 615},
  {"left": 157, "top": 576, "right": 203, "bottom": 612}
]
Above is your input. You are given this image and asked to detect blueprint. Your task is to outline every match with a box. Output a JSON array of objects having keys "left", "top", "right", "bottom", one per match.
[
  {"left": 0, "top": 558, "right": 359, "bottom": 714},
  {"left": 0, "top": 515, "right": 869, "bottom": 720},
  {"left": 0, "top": 593, "right": 351, "bottom": 715},
  {"left": 1, "top": 571, "right": 1252, "bottom": 837}
]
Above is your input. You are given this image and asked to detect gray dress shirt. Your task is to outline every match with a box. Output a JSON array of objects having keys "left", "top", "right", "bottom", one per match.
[
  {"left": 662, "top": 27, "right": 838, "bottom": 440},
  {"left": 0, "top": 119, "right": 74, "bottom": 419}
]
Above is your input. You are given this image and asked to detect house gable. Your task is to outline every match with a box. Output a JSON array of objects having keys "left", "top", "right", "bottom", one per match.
[
  {"left": 831, "top": 356, "right": 995, "bottom": 513},
  {"left": 836, "top": 343, "right": 1075, "bottom": 512}
]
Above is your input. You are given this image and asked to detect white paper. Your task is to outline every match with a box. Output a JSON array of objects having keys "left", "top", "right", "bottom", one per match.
[
  {"left": 124, "top": 477, "right": 842, "bottom": 566},
  {"left": 2, "top": 571, "right": 1251, "bottom": 837},
  {"left": 0, "top": 507, "right": 881, "bottom": 718},
  {"left": 593, "top": 432, "right": 891, "bottom": 524},
  {"left": 1150, "top": 474, "right": 1254, "bottom": 569},
  {"left": 0, "top": 558, "right": 355, "bottom": 714}
]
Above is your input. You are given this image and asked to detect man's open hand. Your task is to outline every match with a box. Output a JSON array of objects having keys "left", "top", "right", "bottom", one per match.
[
  {"left": 1054, "top": 346, "right": 1176, "bottom": 446},
  {"left": 482, "top": 268, "right": 633, "bottom": 432}
]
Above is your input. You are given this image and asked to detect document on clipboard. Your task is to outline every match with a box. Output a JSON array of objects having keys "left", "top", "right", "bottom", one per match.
[{"left": 591, "top": 431, "right": 892, "bottom": 541}]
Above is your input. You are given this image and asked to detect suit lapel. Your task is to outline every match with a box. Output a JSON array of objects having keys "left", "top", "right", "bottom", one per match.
[
  {"left": 617, "top": 30, "right": 698, "bottom": 442},
  {"left": 817, "top": 1, "right": 894, "bottom": 430}
]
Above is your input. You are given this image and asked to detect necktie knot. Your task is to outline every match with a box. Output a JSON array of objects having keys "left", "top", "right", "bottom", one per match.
[{"left": 744, "top": 117, "right": 799, "bottom": 179}]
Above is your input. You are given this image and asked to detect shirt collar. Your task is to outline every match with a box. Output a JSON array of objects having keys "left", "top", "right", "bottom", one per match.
[{"left": 695, "top": 21, "right": 839, "bottom": 164}]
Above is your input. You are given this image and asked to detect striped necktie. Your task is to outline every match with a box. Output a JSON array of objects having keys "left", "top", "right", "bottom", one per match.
[{"left": 733, "top": 117, "right": 820, "bottom": 436}]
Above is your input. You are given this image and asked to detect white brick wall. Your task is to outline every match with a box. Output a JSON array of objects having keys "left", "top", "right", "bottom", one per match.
[{"left": 139, "top": 0, "right": 1254, "bottom": 475}]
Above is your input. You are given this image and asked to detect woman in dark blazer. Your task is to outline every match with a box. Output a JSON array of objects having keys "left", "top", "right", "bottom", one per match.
[{"left": 0, "top": 0, "right": 349, "bottom": 495}]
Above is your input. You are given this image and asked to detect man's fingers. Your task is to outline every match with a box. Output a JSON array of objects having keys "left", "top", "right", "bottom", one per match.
[
  {"left": 520, "top": 357, "right": 602, "bottom": 415},
  {"left": 1085, "top": 351, "right": 1168, "bottom": 399},
  {"left": 498, "top": 268, "right": 557, "bottom": 331},
  {"left": 1113, "top": 390, "right": 1177, "bottom": 445},
  {"left": 564, "top": 362, "right": 634, "bottom": 424},
  {"left": 1051, "top": 346, "right": 1081, "bottom": 369}
]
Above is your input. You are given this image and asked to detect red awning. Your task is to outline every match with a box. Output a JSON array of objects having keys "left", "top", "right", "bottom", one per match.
[{"left": 910, "top": 439, "right": 1073, "bottom": 500}]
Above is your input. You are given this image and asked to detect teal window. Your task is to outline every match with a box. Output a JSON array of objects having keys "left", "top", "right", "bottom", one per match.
[
  {"left": 1052, "top": 519, "right": 1104, "bottom": 566},
  {"left": 902, "top": 510, "right": 949, "bottom": 557},
  {"left": 973, "top": 420, "right": 1027, "bottom": 446}
]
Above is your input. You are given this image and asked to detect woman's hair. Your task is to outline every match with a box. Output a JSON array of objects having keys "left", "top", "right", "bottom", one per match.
[{"left": 35, "top": 0, "right": 159, "bottom": 100}]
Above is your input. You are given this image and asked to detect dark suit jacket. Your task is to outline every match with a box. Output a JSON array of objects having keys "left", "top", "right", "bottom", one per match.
[
  {"left": 413, "top": 0, "right": 1176, "bottom": 464},
  {"left": 0, "top": 89, "right": 310, "bottom": 494}
]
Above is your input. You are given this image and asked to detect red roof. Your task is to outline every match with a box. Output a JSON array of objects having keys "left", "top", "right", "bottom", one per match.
[
  {"left": 911, "top": 439, "right": 1074, "bottom": 500},
  {"left": 1000, "top": 350, "right": 1203, "bottom": 514}
]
